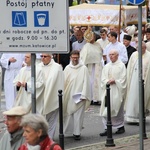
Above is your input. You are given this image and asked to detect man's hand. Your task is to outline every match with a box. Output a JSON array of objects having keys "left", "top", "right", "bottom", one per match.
[
  {"left": 108, "top": 79, "right": 115, "bottom": 85},
  {"left": 9, "top": 57, "right": 17, "bottom": 63},
  {"left": 103, "top": 55, "right": 107, "bottom": 61},
  {"left": 16, "top": 82, "right": 22, "bottom": 87},
  {"left": 21, "top": 82, "right": 26, "bottom": 87},
  {"left": 16, "top": 82, "right": 26, "bottom": 87}
]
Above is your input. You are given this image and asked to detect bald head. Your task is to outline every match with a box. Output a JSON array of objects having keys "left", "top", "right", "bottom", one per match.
[
  {"left": 109, "top": 49, "right": 119, "bottom": 63},
  {"left": 25, "top": 53, "right": 31, "bottom": 66},
  {"left": 109, "top": 25, "right": 118, "bottom": 33}
]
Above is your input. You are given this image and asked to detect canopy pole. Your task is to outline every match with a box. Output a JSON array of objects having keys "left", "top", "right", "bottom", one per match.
[{"left": 118, "top": 0, "right": 122, "bottom": 42}]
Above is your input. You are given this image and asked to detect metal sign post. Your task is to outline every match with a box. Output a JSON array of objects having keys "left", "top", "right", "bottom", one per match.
[
  {"left": 138, "top": 5, "right": 144, "bottom": 150},
  {"left": 128, "top": 0, "right": 145, "bottom": 150},
  {"left": 31, "top": 53, "right": 36, "bottom": 113}
]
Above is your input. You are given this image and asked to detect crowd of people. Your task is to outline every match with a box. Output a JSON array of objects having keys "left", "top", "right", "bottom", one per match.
[{"left": 0, "top": 23, "right": 150, "bottom": 149}]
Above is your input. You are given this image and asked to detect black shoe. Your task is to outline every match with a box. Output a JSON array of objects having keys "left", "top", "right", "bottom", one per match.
[
  {"left": 93, "top": 101, "right": 101, "bottom": 105},
  {"left": 115, "top": 126, "right": 125, "bottom": 134},
  {"left": 99, "top": 130, "right": 107, "bottom": 136},
  {"left": 73, "top": 134, "right": 81, "bottom": 140},
  {"left": 127, "top": 122, "right": 139, "bottom": 126}
]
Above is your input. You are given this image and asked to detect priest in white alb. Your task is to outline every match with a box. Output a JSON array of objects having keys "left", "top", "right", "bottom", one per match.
[
  {"left": 0, "top": 53, "right": 25, "bottom": 110},
  {"left": 38, "top": 53, "right": 64, "bottom": 139},
  {"left": 100, "top": 49, "right": 126, "bottom": 136},
  {"left": 80, "top": 28, "right": 103, "bottom": 104},
  {"left": 125, "top": 42, "right": 150, "bottom": 124},
  {"left": 63, "top": 50, "right": 91, "bottom": 140},
  {"left": 13, "top": 53, "right": 45, "bottom": 114}
]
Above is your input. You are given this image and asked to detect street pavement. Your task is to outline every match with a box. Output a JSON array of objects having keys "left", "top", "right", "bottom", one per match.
[
  {"left": 0, "top": 91, "right": 150, "bottom": 150},
  {"left": 68, "top": 132, "right": 150, "bottom": 150}
]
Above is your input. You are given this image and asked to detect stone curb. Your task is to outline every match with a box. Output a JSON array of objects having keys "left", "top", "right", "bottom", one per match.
[{"left": 67, "top": 132, "right": 150, "bottom": 150}]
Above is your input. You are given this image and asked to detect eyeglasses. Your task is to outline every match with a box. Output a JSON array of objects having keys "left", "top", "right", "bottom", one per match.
[
  {"left": 40, "top": 55, "right": 50, "bottom": 58},
  {"left": 71, "top": 57, "right": 79, "bottom": 59}
]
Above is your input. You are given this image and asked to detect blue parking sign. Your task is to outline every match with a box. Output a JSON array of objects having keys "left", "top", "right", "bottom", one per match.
[
  {"left": 34, "top": 11, "right": 49, "bottom": 27},
  {"left": 12, "top": 11, "right": 27, "bottom": 27},
  {"left": 128, "top": 0, "right": 145, "bottom": 5}
]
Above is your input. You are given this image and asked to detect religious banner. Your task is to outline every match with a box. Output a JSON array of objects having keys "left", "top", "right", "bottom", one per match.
[
  {"left": 124, "top": 5, "right": 147, "bottom": 25},
  {"left": 69, "top": 4, "right": 147, "bottom": 26}
]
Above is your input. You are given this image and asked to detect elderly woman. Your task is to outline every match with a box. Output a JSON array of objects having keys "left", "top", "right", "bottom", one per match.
[{"left": 18, "top": 114, "right": 62, "bottom": 150}]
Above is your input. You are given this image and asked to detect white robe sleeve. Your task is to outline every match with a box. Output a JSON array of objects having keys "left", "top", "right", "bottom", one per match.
[
  {"left": 119, "top": 44, "right": 128, "bottom": 64},
  {"left": 0, "top": 54, "right": 10, "bottom": 69}
]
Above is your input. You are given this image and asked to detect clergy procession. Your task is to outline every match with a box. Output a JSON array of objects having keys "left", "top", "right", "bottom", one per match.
[
  {"left": 0, "top": 0, "right": 150, "bottom": 150},
  {"left": 0, "top": 22, "right": 150, "bottom": 149}
]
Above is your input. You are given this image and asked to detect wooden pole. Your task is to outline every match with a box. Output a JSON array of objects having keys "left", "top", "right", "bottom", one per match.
[
  {"left": 146, "top": 0, "right": 149, "bottom": 22},
  {"left": 118, "top": 0, "right": 122, "bottom": 42},
  {"left": 57, "top": 54, "right": 60, "bottom": 64}
]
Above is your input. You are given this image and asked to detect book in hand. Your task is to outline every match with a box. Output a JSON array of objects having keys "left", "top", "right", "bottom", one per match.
[{"left": 72, "top": 93, "right": 82, "bottom": 104}]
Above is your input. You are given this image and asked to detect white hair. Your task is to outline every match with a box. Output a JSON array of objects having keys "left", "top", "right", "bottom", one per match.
[{"left": 21, "top": 114, "right": 48, "bottom": 136}]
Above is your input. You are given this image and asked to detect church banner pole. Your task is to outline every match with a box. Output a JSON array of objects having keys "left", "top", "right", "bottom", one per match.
[{"left": 118, "top": 0, "right": 122, "bottom": 42}]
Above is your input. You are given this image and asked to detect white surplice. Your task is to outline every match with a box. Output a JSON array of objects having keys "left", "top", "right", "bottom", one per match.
[
  {"left": 38, "top": 59, "right": 64, "bottom": 115},
  {"left": 96, "top": 38, "right": 109, "bottom": 51},
  {"left": 103, "top": 41, "right": 128, "bottom": 64},
  {"left": 13, "top": 66, "right": 45, "bottom": 114},
  {"left": 100, "top": 59, "right": 126, "bottom": 129},
  {"left": 72, "top": 39, "right": 86, "bottom": 51},
  {"left": 63, "top": 61, "right": 91, "bottom": 135},
  {"left": 125, "top": 50, "right": 150, "bottom": 123},
  {"left": 0, "top": 53, "right": 25, "bottom": 110},
  {"left": 38, "top": 59, "right": 64, "bottom": 139},
  {"left": 80, "top": 42, "right": 103, "bottom": 102}
]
